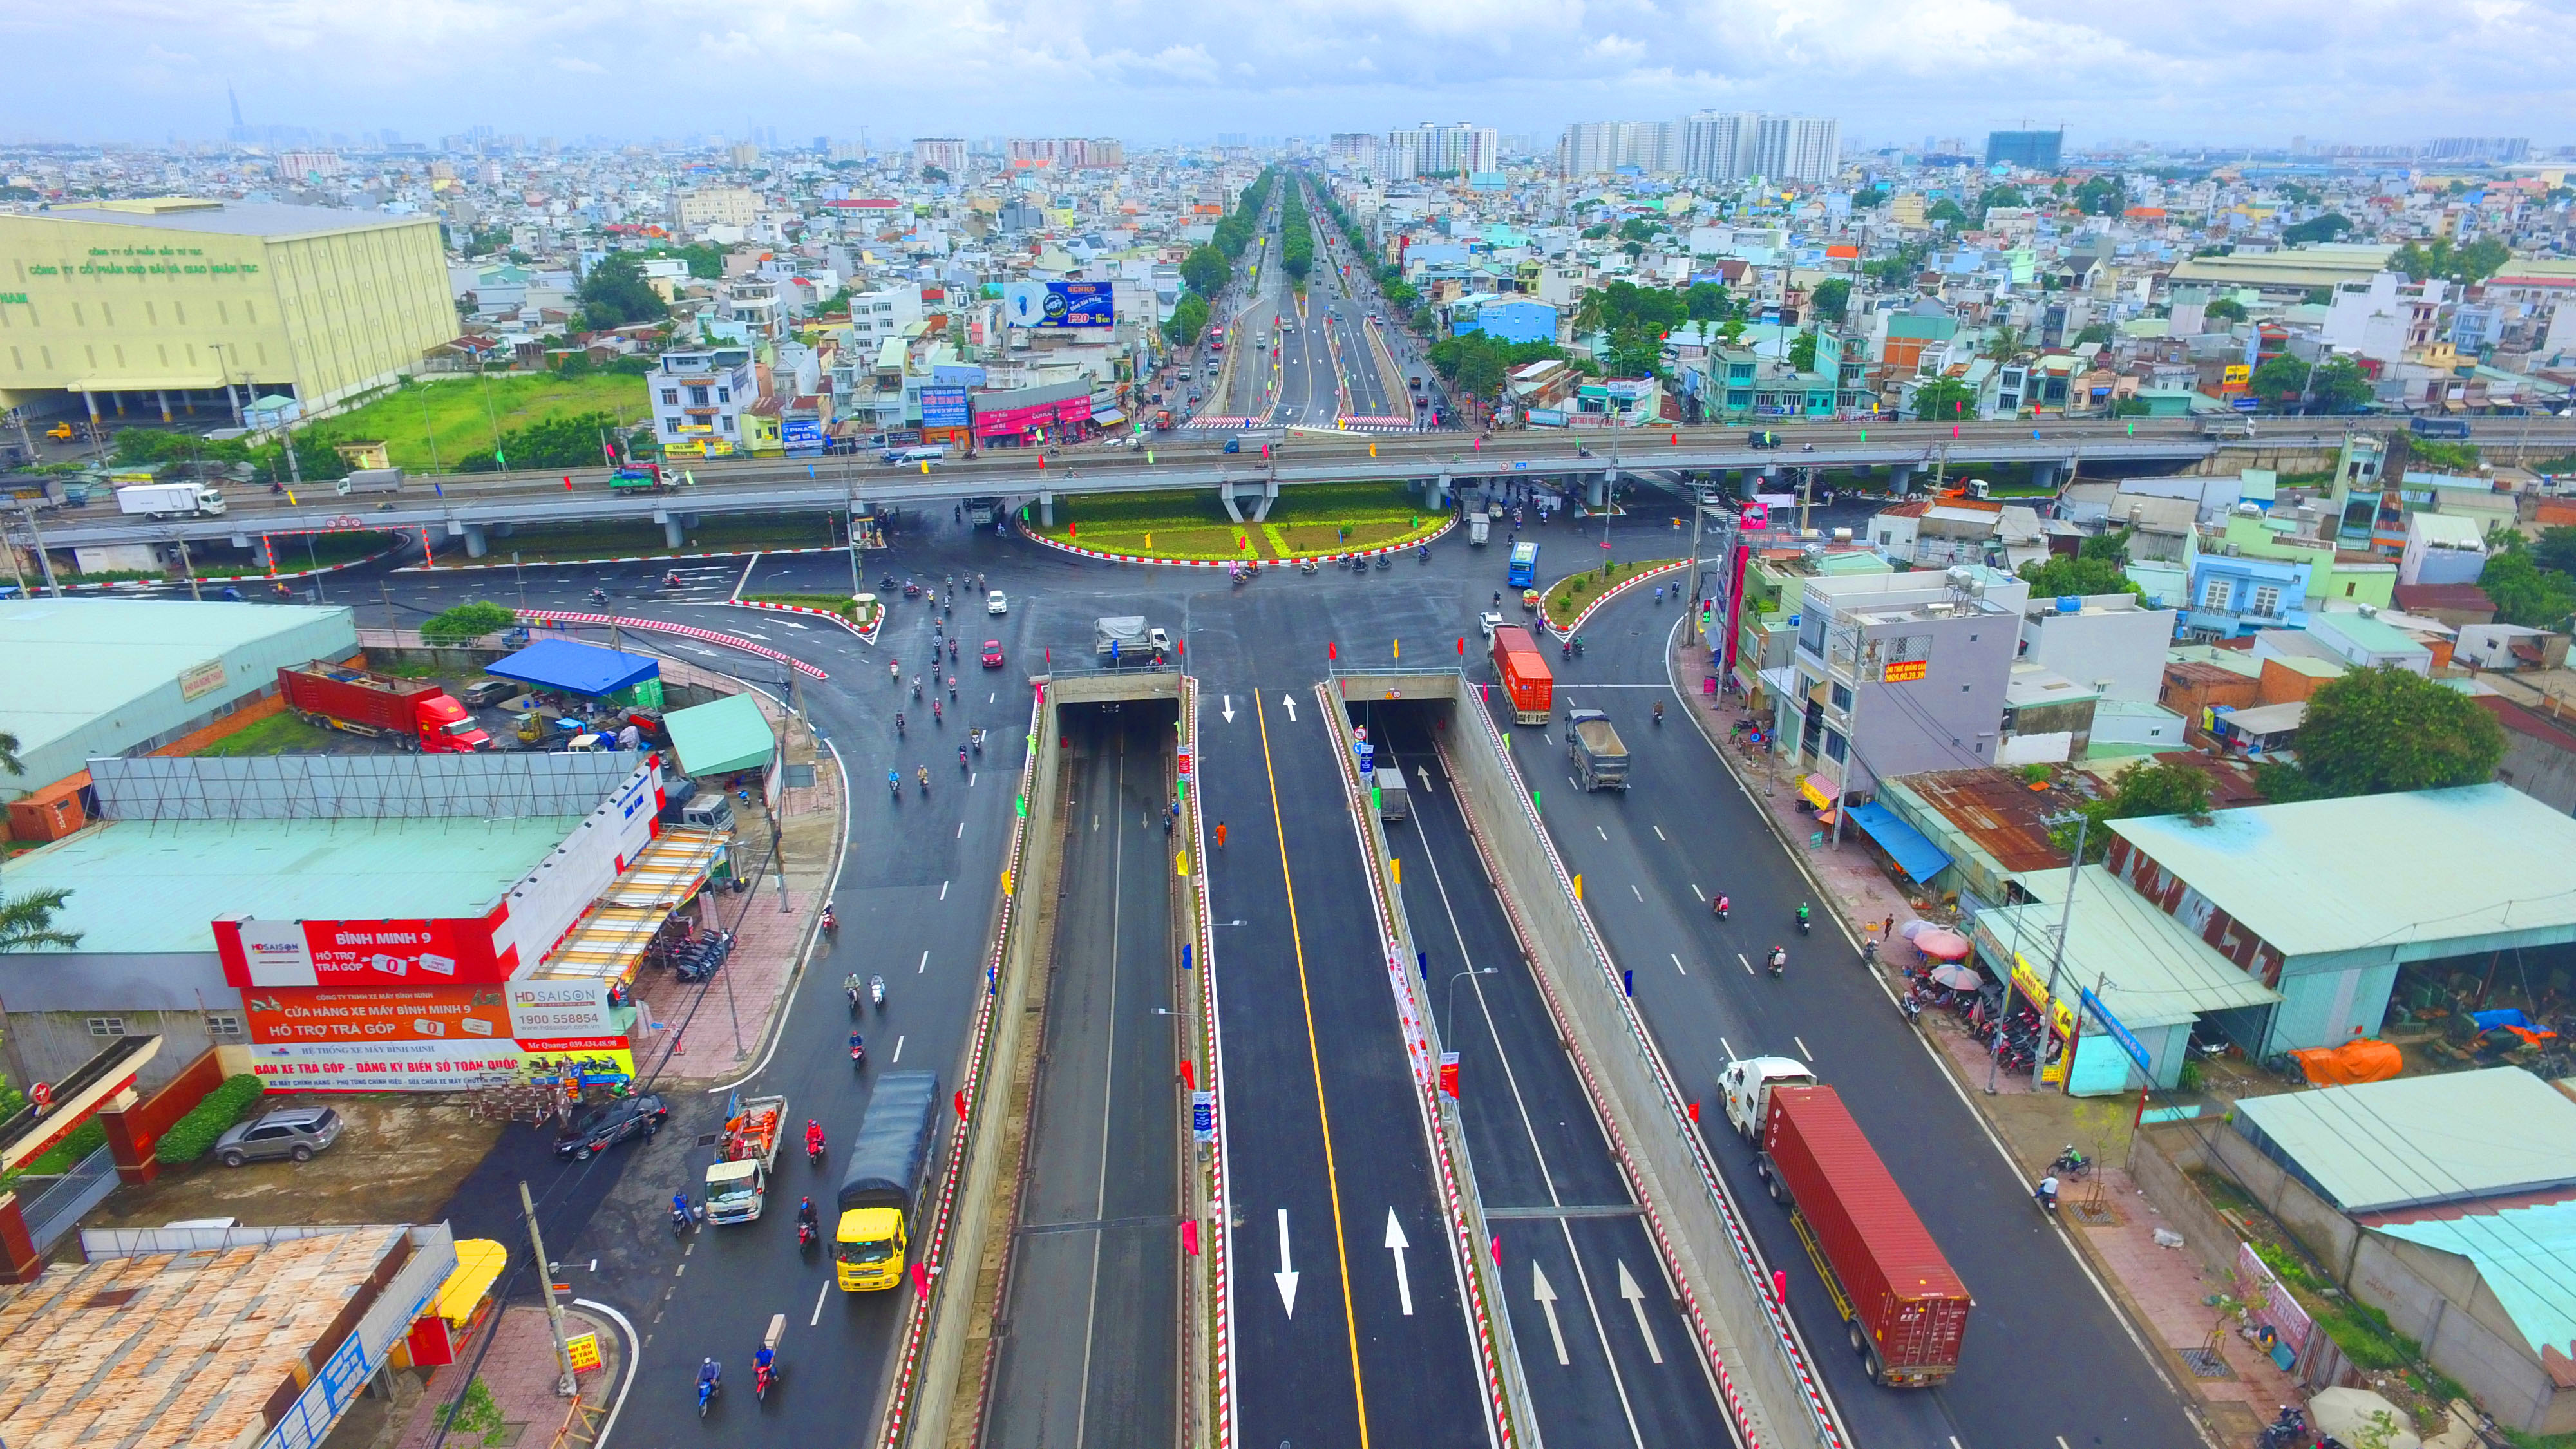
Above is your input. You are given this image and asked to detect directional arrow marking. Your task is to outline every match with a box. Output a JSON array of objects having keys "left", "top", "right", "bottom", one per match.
[
  {"left": 1532, "top": 1260, "right": 1571, "bottom": 1365},
  {"left": 1274, "top": 1209, "right": 1300, "bottom": 1318},
  {"left": 1385, "top": 1209, "right": 1414, "bottom": 1316},
  {"left": 1617, "top": 1260, "right": 1663, "bottom": 1364},
  {"left": 1221, "top": 694, "right": 1235, "bottom": 723},
  {"left": 1416, "top": 764, "right": 1435, "bottom": 795},
  {"left": 1280, "top": 694, "right": 1298, "bottom": 723}
]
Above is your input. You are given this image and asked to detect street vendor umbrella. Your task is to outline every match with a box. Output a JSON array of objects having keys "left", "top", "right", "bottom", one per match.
[
  {"left": 1912, "top": 928, "right": 1973, "bottom": 961},
  {"left": 1928, "top": 963, "right": 1985, "bottom": 991}
]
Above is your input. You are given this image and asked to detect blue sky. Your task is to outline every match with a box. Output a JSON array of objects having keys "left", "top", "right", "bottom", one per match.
[{"left": 8, "top": 0, "right": 2566, "bottom": 149}]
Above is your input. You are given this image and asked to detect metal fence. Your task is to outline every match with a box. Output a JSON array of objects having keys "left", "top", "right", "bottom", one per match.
[{"left": 21, "top": 1144, "right": 119, "bottom": 1253}]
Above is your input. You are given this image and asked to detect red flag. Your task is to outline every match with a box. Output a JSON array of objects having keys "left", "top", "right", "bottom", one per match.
[
  {"left": 1457, "top": 638, "right": 1465, "bottom": 654},
  {"left": 563, "top": 477, "right": 574, "bottom": 491},
  {"left": 1773, "top": 1269, "right": 1789, "bottom": 1303},
  {"left": 953, "top": 1088, "right": 968, "bottom": 1120},
  {"left": 911, "top": 1262, "right": 931, "bottom": 1298},
  {"left": 1327, "top": 641, "right": 1337, "bottom": 661},
  {"left": 1182, "top": 1220, "right": 1200, "bottom": 1255},
  {"left": 1670, "top": 431, "right": 1679, "bottom": 444},
  {"left": 1180, "top": 1059, "right": 1196, "bottom": 1090},
  {"left": 1687, "top": 1101, "right": 1700, "bottom": 1122}
]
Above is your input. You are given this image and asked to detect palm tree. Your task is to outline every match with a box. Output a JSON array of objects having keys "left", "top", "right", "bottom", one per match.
[
  {"left": 0, "top": 888, "right": 82, "bottom": 951},
  {"left": 0, "top": 729, "right": 21, "bottom": 777},
  {"left": 1982, "top": 325, "right": 2023, "bottom": 363}
]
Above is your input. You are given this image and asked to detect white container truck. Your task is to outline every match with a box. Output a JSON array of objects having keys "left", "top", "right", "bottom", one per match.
[{"left": 116, "top": 481, "right": 226, "bottom": 518}]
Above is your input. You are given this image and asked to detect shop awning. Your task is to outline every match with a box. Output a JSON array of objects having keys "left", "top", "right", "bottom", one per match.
[
  {"left": 665, "top": 694, "right": 774, "bottom": 777},
  {"left": 535, "top": 905, "right": 667, "bottom": 981},
  {"left": 1843, "top": 801, "right": 1956, "bottom": 882},
  {"left": 1757, "top": 666, "right": 1799, "bottom": 698},
  {"left": 605, "top": 828, "right": 728, "bottom": 909},
  {"left": 1091, "top": 406, "right": 1126, "bottom": 426},
  {"left": 1799, "top": 773, "right": 1837, "bottom": 810},
  {"left": 431, "top": 1240, "right": 509, "bottom": 1328},
  {"left": 488, "top": 638, "right": 661, "bottom": 698}
]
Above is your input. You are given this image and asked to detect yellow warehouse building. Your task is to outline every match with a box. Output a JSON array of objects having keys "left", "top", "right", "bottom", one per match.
[{"left": 0, "top": 197, "right": 453, "bottom": 428}]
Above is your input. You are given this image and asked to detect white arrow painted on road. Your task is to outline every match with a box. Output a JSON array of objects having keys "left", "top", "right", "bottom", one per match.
[
  {"left": 1618, "top": 1260, "right": 1663, "bottom": 1364},
  {"left": 1274, "top": 1209, "right": 1300, "bottom": 1318},
  {"left": 1416, "top": 764, "right": 1435, "bottom": 796},
  {"left": 1280, "top": 694, "right": 1297, "bottom": 723},
  {"left": 1532, "top": 1260, "right": 1571, "bottom": 1364},
  {"left": 1385, "top": 1209, "right": 1414, "bottom": 1316},
  {"left": 1222, "top": 694, "right": 1235, "bottom": 723}
]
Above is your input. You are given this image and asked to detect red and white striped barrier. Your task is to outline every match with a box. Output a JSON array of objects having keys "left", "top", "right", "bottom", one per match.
[
  {"left": 1016, "top": 515, "right": 1457, "bottom": 569},
  {"left": 1466, "top": 696, "right": 1850, "bottom": 1449},
  {"left": 1181, "top": 676, "right": 1238, "bottom": 1448},
  {"left": 1542, "top": 559, "right": 1691, "bottom": 642},
  {"left": 874, "top": 685, "right": 1048, "bottom": 1448},
  {"left": 514, "top": 611, "right": 828, "bottom": 680},
  {"left": 1320, "top": 685, "right": 1522, "bottom": 1449},
  {"left": 395, "top": 544, "right": 844, "bottom": 575},
  {"left": 49, "top": 540, "right": 404, "bottom": 592},
  {"left": 721, "top": 599, "right": 879, "bottom": 644}
]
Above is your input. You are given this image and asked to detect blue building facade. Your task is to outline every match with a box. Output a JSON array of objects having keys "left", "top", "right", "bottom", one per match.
[{"left": 2183, "top": 553, "right": 2311, "bottom": 639}]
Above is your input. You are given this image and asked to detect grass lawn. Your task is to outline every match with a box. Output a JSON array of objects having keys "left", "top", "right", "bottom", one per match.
[
  {"left": 450, "top": 511, "right": 844, "bottom": 564},
  {"left": 1543, "top": 558, "right": 1681, "bottom": 629},
  {"left": 193, "top": 531, "right": 398, "bottom": 578},
  {"left": 328, "top": 374, "right": 647, "bottom": 473},
  {"left": 195, "top": 712, "right": 338, "bottom": 756},
  {"left": 745, "top": 593, "right": 878, "bottom": 627},
  {"left": 1032, "top": 482, "right": 1446, "bottom": 560}
]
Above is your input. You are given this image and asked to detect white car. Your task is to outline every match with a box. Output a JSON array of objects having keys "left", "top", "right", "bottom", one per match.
[
  {"left": 987, "top": 590, "right": 1009, "bottom": 615},
  {"left": 1479, "top": 611, "right": 1502, "bottom": 640}
]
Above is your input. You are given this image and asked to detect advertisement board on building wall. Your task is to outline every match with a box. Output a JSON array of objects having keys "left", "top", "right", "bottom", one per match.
[
  {"left": 247, "top": 1040, "right": 636, "bottom": 1092},
  {"left": 214, "top": 911, "right": 518, "bottom": 988},
  {"left": 1001, "top": 280, "right": 1114, "bottom": 329},
  {"left": 920, "top": 388, "right": 971, "bottom": 428},
  {"left": 505, "top": 980, "right": 617, "bottom": 1039},
  {"left": 244, "top": 985, "right": 514, "bottom": 1045},
  {"left": 972, "top": 394, "right": 1094, "bottom": 440},
  {"left": 782, "top": 419, "right": 824, "bottom": 451}
]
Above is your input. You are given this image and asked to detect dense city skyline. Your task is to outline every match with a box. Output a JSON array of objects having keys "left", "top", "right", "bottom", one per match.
[{"left": 3, "top": 0, "right": 2568, "bottom": 151}]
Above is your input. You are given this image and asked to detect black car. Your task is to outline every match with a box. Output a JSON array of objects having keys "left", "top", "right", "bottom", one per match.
[{"left": 553, "top": 1093, "right": 668, "bottom": 1160}]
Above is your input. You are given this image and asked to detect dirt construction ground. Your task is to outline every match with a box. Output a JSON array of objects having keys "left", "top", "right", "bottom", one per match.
[{"left": 77, "top": 1094, "right": 506, "bottom": 1238}]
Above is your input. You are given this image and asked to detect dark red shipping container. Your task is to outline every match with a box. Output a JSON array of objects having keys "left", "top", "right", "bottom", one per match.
[
  {"left": 1490, "top": 625, "right": 1554, "bottom": 724},
  {"left": 1761, "top": 1084, "right": 1969, "bottom": 1385}
]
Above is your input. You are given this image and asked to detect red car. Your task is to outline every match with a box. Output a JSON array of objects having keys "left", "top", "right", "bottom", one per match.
[{"left": 980, "top": 640, "right": 1005, "bottom": 668}]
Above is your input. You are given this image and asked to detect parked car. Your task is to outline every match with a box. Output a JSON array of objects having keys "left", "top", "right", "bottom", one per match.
[
  {"left": 216, "top": 1106, "right": 345, "bottom": 1167},
  {"left": 980, "top": 640, "right": 1005, "bottom": 668},
  {"left": 459, "top": 678, "right": 519, "bottom": 708},
  {"left": 553, "top": 1093, "right": 669, "bottom": 1160}
]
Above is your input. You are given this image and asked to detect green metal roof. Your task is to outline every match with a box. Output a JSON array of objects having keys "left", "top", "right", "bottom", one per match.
[
  {"left": 0, "top": 817, "right": 587, "bottom": 955},
  {"left": 2233, "top": 1068, "right": 2576, "bottom": 1213},
  {"left": 664, "top": 694, "right": 775, "bottom": 777},
  {"left": 1976, "top": 866, "right": 2282, "bottom": 1029},
  {"left": 2377, "top": 1200, "right": 2576, "bottom": 1361},
  {"left": 2109, "top": 785, "right": 2576, "bottom": 963}
]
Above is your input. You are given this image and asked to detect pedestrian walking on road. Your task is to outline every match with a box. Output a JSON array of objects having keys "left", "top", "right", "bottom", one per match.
[
  {"left": 1217, "top": 822, "right": 1227, "bottom": 849},
  {"left": 1882, "top": 914, "right": 1896, "bottom": 938}
]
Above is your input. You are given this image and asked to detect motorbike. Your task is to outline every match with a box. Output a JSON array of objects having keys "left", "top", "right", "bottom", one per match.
[
  {"left": 1570, "top": 635, "right": 1585, "bottom": 657},
  {"left": 1300, "top": 557, "right": 1318, "bottom": 574},
  {"left": 869, "top": 975, "right": 887, "bottom": 1010},
  {"left": 947, "top": 638, "right": 958, "bottom": 660},
  {"left": 2050, "top": 1145, "right": 2091, "bottom": 1179},
  {"left": 672, "top": 1202, "right": 695, "bottom": 1239},
  {"left": 2034, "top": 1181, "right": 2059, "bottom": 1215},
  {"left": 820, "top": 904, "right": 837, "bottom": 938},
  {"left": 1712, "top": 896, "right": 1729, "bottom": 921},
  {"left": 849, "top": 1036, "right": 866, "bottom": 1068},
  {"left": 932, "top": 699, "right": 943, "bottom": 724},
  {"left": 1766, "top": 949, "right": 1786, "bottom": 979},
  {"left": 1797, "top": 909, "right": 1812, "bottom": 936},
  {"left": 1653, "top": 702, "right": 1665, "bottom": 726},
  {"left": 2255, "top": 1407, "right": 2310, "bottom": 1449},
  {"left": 846, "top": 976, "right": 863, "bottom": 1014},
  {"left": 880, "top": 575, "right": 898, "bottom": 591},
  {"left": 902, "top": 580, "right": 921, "bottom": 598},
  {"left": 697, "top": 1365, "right": 722, "bottom": 1417},
  {"left": 1560, "top": 638, "right": 1573, "bottom": 659},
  {"left": 916, "top": 766, "right": 930, "bottom": 793},
  {"left": 896, "top": 714, "right": 906, "bottom": 736},
  {"left": 589, "top": 588, "right": 609, "bottom": 604},
  {"left": 911, "top": 677, "right": 923, "bottom": 700},
  {"left": 1374, "top": 553, "right": 1391, "bottom": 571},
  {"left": 1417, "top": 546, "right": 1430, "bottom": 564},
  {"left": 796, "top": 1217, "right": 817, "bottom": 1252}
]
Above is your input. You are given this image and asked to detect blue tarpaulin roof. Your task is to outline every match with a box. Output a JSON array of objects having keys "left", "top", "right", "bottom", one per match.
[
  {"left": 1844, "top": 801, "right": 1956, "bottom": 882},
  {"left": 486, "top": 638, "right": 661, "bottom": 697}
]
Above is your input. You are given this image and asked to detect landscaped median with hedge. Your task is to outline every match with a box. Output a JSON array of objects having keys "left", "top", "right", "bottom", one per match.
[
  {"left": 743, "top": 593, "right": 880, "bottom": 627},
  {"left": 154, "top": 1074, "right": 267, "bottom": 1165},
  {"left": 1028, "top": 482, "right": 1448, "bottom": 561},
  {"left": 1543, "top": 558, "right": 1681, "bottom": 629}
]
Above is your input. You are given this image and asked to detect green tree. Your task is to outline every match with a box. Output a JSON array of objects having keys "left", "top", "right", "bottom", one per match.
[
  {"left": 2018, "top": 554, "right": 2145, "bottom": 600},
  {"left": 421, "top": 600, "right": 520, "bottom": 645},
  {"left": 1179, "top": 245, "right": 1231, "bottom": 299},
  {"left": 1788, "top": 330, "right": 1819, "bottom": 372},
  {"left": 1162, "top": 293, "right": 1211, "bottom": 349},
  {"left": 578, "top": 255, "right": 670, "bottom": 330},
  {"left": 2080, "top": 528, "right": 2134, "bottom": 564},
  {"left": 460, "top": 410, "right": 622, "bottom": 474},
  {"left": 2405, "top": 437, "right": 2481, "bottom": 472},
  {"left": 2074, "top": 321, "right": 2114, "bottom": 346},
  {"left": 2479, "top": 550, "right": 2576, "bottom": 629},
  {"left": 2280, "top": 213, "right": 2353, "bottom": 245},
  {"left": 2204, "top": 297, "right": 2248, "bottom": 324},
  {"left": 639, "top": 243, "right": 728, "bottom": 280},
  {"left": 0, "top": 887, "right": 82, "bottom": 952},
  {"left": 1617, "top": 217, "right": 1659, "bottom": 245},
  {"left": 1865, "top": 241, "right": 1931, "bottom": 287},
  {"left": 1808, "top": 278, "right": 1850, "bottom": 325},
  {"left": 1685, "top": 281, "right": 1735, "bottom": 322},
  {"left": 1913, "top": 377, "right": 1976, "bottom": 421},
  {"left": 0, "top": 728, "right": 21, "bottom": 775},
  {"left": 1982, "top": 325, "right": 2023, "bottom": 362},
  {"left": 2260, "top": 666, "right": 2505, "bottom": 800},
  {"left": 2251, "top": 353, "right": 2313, "bottom": 408},
  {"left": 1977, "top": 185, "right": 2028, "bottom": 215},
  {"left": 2391, "top": 236, "right": 2512, "bottom": 286},
  {"left": 2531, "top": 526, "right": 2576, "bottom": 576},
  {"left": 2052, "top": 761, "right": 2214, "bottom": 860},
  {"left": 920, "top": 166, "right": 949, "bottom": 183},
  {"left": 2307, "top": 356, "right": 2375, "bottom": 413},
  {"left": 2073, "top": 176, "right": 2125, "bottom": 216},
  {"left": 1925, "top": 198, "right": 1968, "bottom": 227}
]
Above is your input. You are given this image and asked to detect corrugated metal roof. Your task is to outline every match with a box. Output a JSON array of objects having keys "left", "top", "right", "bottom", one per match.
[
  {"left": 2110, "top": 784, "right": 2576, "bottom": 961},
  {"left": 1889, "top": 768, "right": 2076, "bottom": 875},
  {"left": 2235, "top": 1068, "right": 2576, "bottom": 1213},
  {"left": 2374, "top": 1200, "right": 2576, "bottom": 1365},
  {"left": 1974, "top": 866, "right": 2282, "bottom": 1028},
  {"left": 0, "top": 816, "right": 587, "bottom": 956}
]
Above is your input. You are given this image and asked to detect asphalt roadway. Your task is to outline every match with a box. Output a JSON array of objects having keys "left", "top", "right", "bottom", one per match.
[
  {"left": 983, "top": 705, "right": 1182, "bottom": 1449},
  {"left": 334, "top": 488, "right": 2200, "bottom": 1448}
]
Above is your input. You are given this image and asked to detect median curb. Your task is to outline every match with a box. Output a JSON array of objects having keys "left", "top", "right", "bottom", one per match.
[
  {"left": 720, "top": 598, "right": 878, "bottom": 644},
  {"left": 1016, "top": 513, "right": 1457, "bottom": 568},
  {"left": 392, "top": 544, "right": 844, "bottom": 574},
  {"left": 1540, "top": 558, "right": 1691, "bottom": 641},
  {"left": 44, "top": 539, "right": 406, "bottom": 592}
]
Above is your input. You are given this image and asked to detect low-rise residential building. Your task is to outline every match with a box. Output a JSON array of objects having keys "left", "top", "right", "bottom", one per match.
[
  {"left": 2184, "top": 552, "right": 2312, "bottom": 639},
  {"left": 1776, "top": 566, "right": 2030, "bottom": 804},
  {"left": 647, "top": 346, "right": 755, "bottom": 455}
]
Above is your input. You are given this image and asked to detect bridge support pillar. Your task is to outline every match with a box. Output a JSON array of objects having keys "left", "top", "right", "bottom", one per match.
[
  {"left": 1038, "top": 491, "right": 1054, "bottom": 527},
  {"left": 462, "top": 524, "right": 489, "bottom": 558},
  {"left": 1586, "top": 475, "right": 1607, "bottom": 509},
  {"left": 1250, "top": 476, "right": 1278, "bottom": 522},
  {"left": 2029, "top": 460, "right": 2060, "bottom": 492},
  {"left": 663, "top": 516, "right": 685, "bottom": 549},
  {"left": 1428, "top": 473, "right": 1450, "bottom": 509},
  {"left": 1889, "top": 464, "right": 1915, "bottom": 497}
]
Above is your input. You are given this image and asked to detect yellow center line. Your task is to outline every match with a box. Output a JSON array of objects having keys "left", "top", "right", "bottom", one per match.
[{"left": 1253, "top": 691, "right": 1372, "bottom": 1447}]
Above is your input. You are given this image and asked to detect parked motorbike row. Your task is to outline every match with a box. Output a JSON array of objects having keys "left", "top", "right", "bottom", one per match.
[{"left": 668, "top": 929, "right": 735, "bottom": 984}]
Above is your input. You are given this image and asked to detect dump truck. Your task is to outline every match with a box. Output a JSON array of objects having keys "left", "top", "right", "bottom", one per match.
[
  {"left": 335, "top": 467, "right": 403, "bottom": 496},
  {"left": 703, "top": 1092, "right": 785, "bottom": 1225},
  {"left": 1754, "top": 1084, "right": 1970, "bottom": 1387},
  {"left": 116, "top": 480, "right": 225, "bottom": 518},
  {"left": 1490, "top": 625, "right": 1554, "bottom": 725},
  {"left": 837, "top": 1070, "right": 940, "bottom": 1292},
  {"left": 608, "top": 464, "right": 666, "bottom": 491},
  {"left": 1566, "top": 708, "right": 1630, "bottom": 791},
  {"left": 277, "top": 662, "right": 491, "bottom": 753}
]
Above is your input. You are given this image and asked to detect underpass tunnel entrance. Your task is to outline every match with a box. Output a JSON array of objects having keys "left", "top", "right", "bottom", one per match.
[{"left": 1343, "top": 696, "right": 1459, "bottom": 821}]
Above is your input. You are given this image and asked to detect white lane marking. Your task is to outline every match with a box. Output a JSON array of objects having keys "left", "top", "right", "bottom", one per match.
[
  {"left": 1737, "top": 952, "right": 1754, "bottom": 976},
  {"left": 1616, "top": 1262, "right": 1663, "bottom": 1364},
  {"left": 988, "top": 692, "right": 996, "bottom": 704},
  {"left": 971, "top": 772, "right": 978, "bottom": 788},
  {"left": 1671, "top": 953, "right": 1687, "bottom": 976},
  {"left": 1651, "top": 824, "right": 1666, "bottom": 842},
  {"left": 892, "top": 1034, "right": 905, "bottom": 1063},
  {"left": 940, "top": 880, "right": 949, "bottom": 900},
  {"left": 1690, "top": 883, "right": 1705, "bottom": 902},
  {"left": 1279, "top": 695, "right": 1297, "bottom": 722},
  {"left": 1629, "top": 884, "right": 1643, "bottom": 902},
  {"left": 1795, "top": 1036, "right": 1814, "bottom": 1062},
  {"left": 1596, "top": 826, "right": 1608, "bottom": 841},
  {"left": 1385, "top": 1209, "right": 1414, "bottom": 1316},
  {"left": 810, "top": 1282, "right": 829, "bottom": 1326},
  {"left": 917, "top": 949, "right": 929, "bottom": 975},
  {"left": 1532, "top": 1260, "right": 1571, "bottom": 1365},
  {"left": 956, "top": 821, "right": 965, "bottom": 838},
  {"left": 1719, "top": 1037, "right": 1736, "bottom": 1063},
  {"left": 1274, "top": 1209, "right": 1300, "bottom": 1316}
]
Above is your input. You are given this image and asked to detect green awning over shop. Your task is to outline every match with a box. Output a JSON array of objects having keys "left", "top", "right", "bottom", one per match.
[{"left": 665, "top": 694, "right": 773, "bottom": 777}]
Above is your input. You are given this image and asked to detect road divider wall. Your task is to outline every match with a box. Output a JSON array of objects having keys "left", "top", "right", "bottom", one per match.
[
  {"left": 1177, "top": 675, "right": 1235, "bottom": 1448},
  {"left": 1442, "top": 682, "right": 1851, "bottom": 1449}
]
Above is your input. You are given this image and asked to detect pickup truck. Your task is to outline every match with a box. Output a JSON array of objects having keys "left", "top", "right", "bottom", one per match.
[
  {"left": 1566, "top": 708, "right": 1631, "bottom": 791},
  {"left": 704, "top": 1092, "right": 785, "bottom": 1225},
  {"left": 837, "top": 1071, "right": 940, "bottom": 1291}
]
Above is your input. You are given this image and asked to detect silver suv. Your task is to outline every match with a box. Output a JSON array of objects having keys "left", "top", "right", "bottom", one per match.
[{"left": 215, "top": 1107, "right": 345, "bottom": 1167}]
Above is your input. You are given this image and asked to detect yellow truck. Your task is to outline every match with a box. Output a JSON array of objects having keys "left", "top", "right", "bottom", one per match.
[{"left": 835, "top": 1070, "right": 940, "bottom": 1292}]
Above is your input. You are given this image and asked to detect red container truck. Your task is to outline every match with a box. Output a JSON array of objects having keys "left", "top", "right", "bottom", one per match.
[
  {"left": 1490, "top": 625, "right": 1554, "bottom": 725},
  {"left": 278, "top": 663, "right": 491, "bottom": 753},
  {"left": 1755, "top": 1084, "right": 1969, "bottom": 1387}
]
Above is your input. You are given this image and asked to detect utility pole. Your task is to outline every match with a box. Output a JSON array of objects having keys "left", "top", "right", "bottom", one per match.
[
  {"left": 518, "top": 1180, "right": 578, "bottom": 1397},
  {"left": 1830, "top": 620, "right": 1862, "bottom": 851},
  {"left": 1797, "top": 464, "right": 1815, "bottom": 536},
  {"left": 2034, "top": 813, "right": 2088, "bottom": 1086},
  {"left": 178, "top": 536, "right": 202, "bottom": 601},
  {"left": 15, "top": 500, "right": 62, "bottom": 596}
]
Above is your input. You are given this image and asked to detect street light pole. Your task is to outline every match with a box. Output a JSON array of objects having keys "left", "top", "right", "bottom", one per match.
[{"left": 1443, "top": 966, "right": 1496, "bottom": 1046}]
